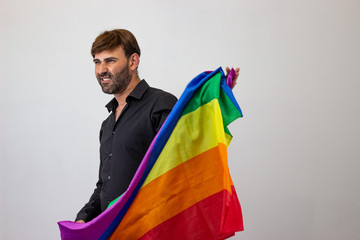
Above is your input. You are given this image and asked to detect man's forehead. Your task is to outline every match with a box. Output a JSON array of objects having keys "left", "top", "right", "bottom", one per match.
[{"left": 93, "top": 46, "right": 125, "bottom": 59}]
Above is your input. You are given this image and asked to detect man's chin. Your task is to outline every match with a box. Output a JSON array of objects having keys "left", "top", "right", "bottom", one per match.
[{"left": 101, "top": 87, "right": 115, "bottom": 94}]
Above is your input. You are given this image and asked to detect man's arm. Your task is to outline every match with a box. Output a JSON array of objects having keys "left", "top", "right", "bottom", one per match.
[
  {"left": 75, "top": 175, "right": 103, "bottom": 222},
  {"left": 75, "top": 122, "right": 109, "bottom": 223},
  {"left": 75, "top": 174, "right": 103, "bottom": 222}
]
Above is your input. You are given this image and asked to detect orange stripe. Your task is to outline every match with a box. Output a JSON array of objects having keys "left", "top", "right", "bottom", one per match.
[{"left": 109, "top": 143, "right": 232, "bottom": 240}]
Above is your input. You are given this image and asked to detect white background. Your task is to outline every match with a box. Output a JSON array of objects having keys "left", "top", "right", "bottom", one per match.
[{"left": 1, "top": 0, "right": 359, "bottom": 239}]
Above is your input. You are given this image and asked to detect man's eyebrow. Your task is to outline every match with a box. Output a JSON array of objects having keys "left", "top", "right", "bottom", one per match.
[
  {"left": 93, "top": 57, "right": 119, "bottom": 62},
  {"left": 104, "top": 57, "right": 119, "bottom": 61}
]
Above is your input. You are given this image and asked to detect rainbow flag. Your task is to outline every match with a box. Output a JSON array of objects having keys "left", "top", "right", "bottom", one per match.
[{"left": 58, "top": 67, "right": 244, "bottom": 240}]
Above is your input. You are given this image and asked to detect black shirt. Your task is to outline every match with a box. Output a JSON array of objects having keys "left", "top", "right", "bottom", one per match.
[{"left": 76, "top": 80, "right": 177, "bottom": 222}]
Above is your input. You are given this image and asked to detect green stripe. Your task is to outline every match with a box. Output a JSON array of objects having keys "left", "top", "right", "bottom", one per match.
[
  {"left": 182, "top": 72, "right": 242, "bottom": 135},
  {"left": 107, "top": 193, "right": 123, "bottom": 209}
]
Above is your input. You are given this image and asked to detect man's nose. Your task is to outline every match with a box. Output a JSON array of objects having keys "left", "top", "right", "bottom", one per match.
[{"left": 98, "top": 62, "right": 108, "bottom": 75}]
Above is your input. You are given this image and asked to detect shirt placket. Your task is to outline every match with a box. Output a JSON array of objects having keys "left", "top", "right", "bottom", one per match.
[{"left": 105, "top": 102, "right": 130, "bottom": 205}]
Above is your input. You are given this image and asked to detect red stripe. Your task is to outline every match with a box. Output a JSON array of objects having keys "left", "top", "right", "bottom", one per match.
[{"left": 139, "top": 186, "right": 243, "bottom": 240}]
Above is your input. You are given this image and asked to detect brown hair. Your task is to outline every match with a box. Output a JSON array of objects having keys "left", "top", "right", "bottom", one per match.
[{"left": 91, "top": 29, "right": 141, "bottom": 58}]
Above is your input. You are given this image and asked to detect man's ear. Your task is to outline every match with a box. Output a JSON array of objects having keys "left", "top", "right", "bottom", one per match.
[{"left": 128, "top": 53, "right": 140, "bottom": 71}]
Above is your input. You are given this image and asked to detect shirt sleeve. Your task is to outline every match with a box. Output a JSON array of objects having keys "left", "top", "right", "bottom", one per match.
[
  {"left": 151, "top": 92, "right": 178, "bottom": 133},
  {"left": 75, "top": 176, "right": 102, "bottom": 222},
  {"left": 75, "top": 123, "right": 106, "bottom": 222},
  {"left": 75, "top": 160, "right": 103, "bottom": 222}
]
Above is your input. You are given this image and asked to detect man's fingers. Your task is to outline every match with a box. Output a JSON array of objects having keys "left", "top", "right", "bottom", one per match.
[
  {"left": 225, "top": 67, "right": 240, "bottom": 89},
  {"left": 226, "top": 66, "right": 231, "bottom": 74}
]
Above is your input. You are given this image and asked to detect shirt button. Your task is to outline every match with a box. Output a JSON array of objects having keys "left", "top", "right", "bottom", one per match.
[
  {"left": 112, "top": 131, "right": 115, "bottom": 135},
  {"left": 108, "top": 176, "right": 111, "bottom": 180},
  {"left": 109, "top": 153, "right": 113, "bottom": 157}
]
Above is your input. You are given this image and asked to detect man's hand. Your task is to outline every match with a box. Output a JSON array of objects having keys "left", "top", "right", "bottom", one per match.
[
  {"left": 226, "top": 67, "right": 240, "bottom": 89},
  {"left": 76, "top": 220, "right": 85, "bottom": 223}
]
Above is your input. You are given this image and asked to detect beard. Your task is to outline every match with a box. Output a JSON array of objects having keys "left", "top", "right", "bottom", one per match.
[{"left": 97, "top": 65, "right": 132, "bottom": 95}]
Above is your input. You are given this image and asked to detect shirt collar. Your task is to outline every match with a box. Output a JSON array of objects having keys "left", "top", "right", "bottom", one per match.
[{"left": 105, "top": 80, "right": 149, "bottom": 112}]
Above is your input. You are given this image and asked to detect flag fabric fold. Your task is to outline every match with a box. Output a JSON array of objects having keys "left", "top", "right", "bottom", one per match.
[{"left": 58, "top": 67, "right": 244, "bottom": 240}]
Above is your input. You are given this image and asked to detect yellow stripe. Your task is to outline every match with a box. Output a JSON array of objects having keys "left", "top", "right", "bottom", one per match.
[{"left": 143, "top": 99, "right": 231, "bottom": 187}]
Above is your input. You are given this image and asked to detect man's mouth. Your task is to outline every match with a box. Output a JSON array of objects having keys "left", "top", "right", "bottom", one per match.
[{"left": 101, "top": 76, "right": 111, "bottom": 82}]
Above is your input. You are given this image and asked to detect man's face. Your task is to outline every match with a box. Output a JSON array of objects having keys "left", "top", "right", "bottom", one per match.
[{"left": 93, "top": 46, "right": 132, "bottom": 95}]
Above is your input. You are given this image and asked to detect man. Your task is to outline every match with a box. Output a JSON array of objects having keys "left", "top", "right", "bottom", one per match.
[
  {"left": 75, "top": 29, "right": 240, "bottom": 223},
  {"left": 75, "top": 29, "right": 178, "bottom": 222}
]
